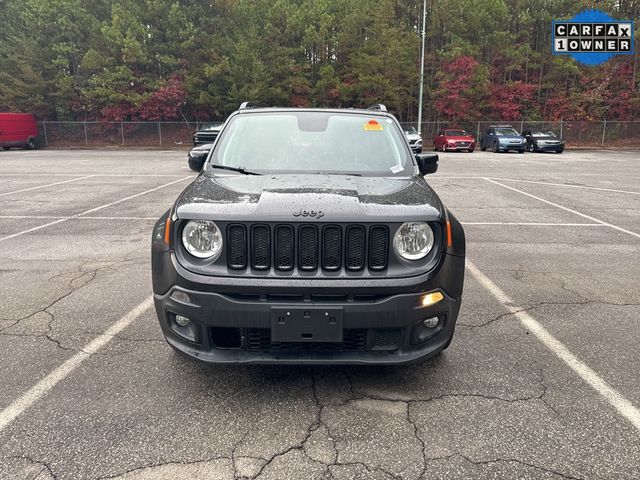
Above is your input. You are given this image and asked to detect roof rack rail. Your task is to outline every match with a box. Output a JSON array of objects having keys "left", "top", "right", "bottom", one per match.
[
  {"left": 239, "top": 101, "right": 260, "bottom": 110},
  {"left": 366, "top": 104, "right": 387, "bottom": 112}
]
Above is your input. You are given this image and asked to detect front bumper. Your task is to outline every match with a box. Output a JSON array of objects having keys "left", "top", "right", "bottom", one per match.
[
  {"left": 154, "top": 286, "right": 461, "bottom": 364},
  {"left": 533, "top": 143, "right": 564, "bottom": 152},
  {"left": 152, "top": 253, "right": 464, "bottom": 365}
]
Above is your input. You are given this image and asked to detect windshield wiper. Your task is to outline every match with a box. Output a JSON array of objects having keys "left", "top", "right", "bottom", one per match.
[{"left": 210, "top": 164, "right": 260, "bottom": 175}]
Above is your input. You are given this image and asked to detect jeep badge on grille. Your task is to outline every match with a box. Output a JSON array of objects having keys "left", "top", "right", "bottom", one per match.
[{"left": 293, "top": 209, "right": 324, "bottom": 218}]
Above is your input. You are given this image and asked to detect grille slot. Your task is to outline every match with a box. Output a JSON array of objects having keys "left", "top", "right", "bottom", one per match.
[
  {"left": 275, "top": 225, "right": 295, "bottom": 271},
  {"left": 251, "top": 225, "right": 271, "bottom": 270},
  {"left": 298, "top": 225, "right": 318, "bottom": 271},
  {"left": 345, "top": 226, "right": 366, "bottom": 271},
  {"left": 368, "top": 226, "right": 389, "bottom": 271},
  {"left": 322, "top": 226, "right": 342, "bottom": 271},
  {"left": 227, "top": 224, "right": 247, "bottom": 269}
]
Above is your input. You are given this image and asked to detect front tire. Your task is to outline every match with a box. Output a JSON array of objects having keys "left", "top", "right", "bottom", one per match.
[
  {"left": 26, "top": 138, "right": 37, "bottom": 150},
  {"left": 480, "top": 142, "right": 486, "bottom": 151},
  {"left": 468, "top": 149, "right": 474, "bottom": 153},
  {"left": 528, "top": 142, "right": 535, "bottom": 152},
  {"left": 2, "top": 147, "right": 10, "bottom": 151},
  {"left": 441, "top": 144, "right": 446, "bottom": 152}
]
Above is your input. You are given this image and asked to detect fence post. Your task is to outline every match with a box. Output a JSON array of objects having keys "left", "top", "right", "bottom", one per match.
[
  {"left": 43, "top": 121, "right": 48, "bottom": 146},
  {"left": 560, "top": 118, "right": 563, "bottom": 139},
  {"left": 520, "top": 120, "right": 524, "bottom": 132},
  {"left": 158, "top": 122, "right": 162, "bottom": 146},
  {"left": 84, "top": 121, "right": 88, "bottom": 145},
  {"left": 121, "top": 122, "right": 125, "bottom": 145},
  {"left": 476, "top": 122, "right": 480, "bottom": 142},
  {"left": 601, "top": 119, "right": 606, "bottom": 146}
]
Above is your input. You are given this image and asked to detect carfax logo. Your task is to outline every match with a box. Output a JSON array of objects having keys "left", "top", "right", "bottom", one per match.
[{"left": 552, "top": 9, "right": 634, "bottom": 65}]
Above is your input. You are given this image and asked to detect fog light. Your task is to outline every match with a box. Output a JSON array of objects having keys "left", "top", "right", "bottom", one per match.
[
  {"left": 423, "top": 316, "right": 439, "bottom": 328},
  {"left": 170, "top": 290, "right": 191, "bottom": 304},
  {"left": 421, "top": 291, "right": 444, "bottom": 307},
  {"left": 175, "top": 314, "right": 191, "bottom": 327}
]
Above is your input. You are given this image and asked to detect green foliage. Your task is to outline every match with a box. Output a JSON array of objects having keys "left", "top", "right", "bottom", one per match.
[{"left": 0, "top": 0, "right": 638, "bottom": 120}]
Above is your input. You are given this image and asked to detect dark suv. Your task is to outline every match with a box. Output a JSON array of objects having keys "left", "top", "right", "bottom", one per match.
[{"left": 152, "top": 104, "right": 465, "bottom": 364}]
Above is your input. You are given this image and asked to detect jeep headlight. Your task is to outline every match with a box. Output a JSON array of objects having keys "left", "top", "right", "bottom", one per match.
[
  {"left": 393, "top": 222, "right": 434, "bottom": 260},
  {"left": 182, "top": 220, "right": 223, "bottom": 259}
]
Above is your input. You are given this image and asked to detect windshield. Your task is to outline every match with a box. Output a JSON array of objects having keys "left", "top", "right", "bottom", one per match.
[
  {"left": 494, "top": 128, "right": 519, "bottom": 136},
  {"left": 404, "top": 126, "right": 418, "bottom": 135},
  {"left": 200, "top": 123, "right": 222, "bottom": 131},
  {"left": 210, "top": 112, "right": 412, "bottom": 176},
  {"left": 532, "top": 131, "right": 556, "bottom": 137},
  {"left": 446, "top": 130, "right": 468, "bottom": 136}
]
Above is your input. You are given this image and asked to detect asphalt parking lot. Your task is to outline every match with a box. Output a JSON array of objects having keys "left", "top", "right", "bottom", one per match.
[{"left": 0, "top": 148, "right": 639, "bottom": 479}]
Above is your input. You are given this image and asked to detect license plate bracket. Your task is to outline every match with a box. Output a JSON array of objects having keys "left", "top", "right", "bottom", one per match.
[{"left": 271, "top": 307, "right": 343, "bottom": 343}]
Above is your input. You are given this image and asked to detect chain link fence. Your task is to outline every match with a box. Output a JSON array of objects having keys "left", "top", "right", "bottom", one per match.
[
  {"left": 34, "top": 120, "right": 640, "bottom": 148},
  {"left": 36, "top": 121, "right": 218, "bottom": 148},
  {"left": 401, "top": 120, "right": 640, "bottom": 148}
]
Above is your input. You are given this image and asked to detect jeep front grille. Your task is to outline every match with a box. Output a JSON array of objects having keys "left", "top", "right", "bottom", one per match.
[{"left": 227, "top": 223, "right": 389, "bottom": 273}]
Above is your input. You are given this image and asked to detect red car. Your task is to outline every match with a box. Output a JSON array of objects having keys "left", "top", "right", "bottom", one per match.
[
  {"left": 0, "top": 113, "right": 39, "bottom": 150},
  {"left": 433, "top": 128, "right": 475, "bottom": 152}
]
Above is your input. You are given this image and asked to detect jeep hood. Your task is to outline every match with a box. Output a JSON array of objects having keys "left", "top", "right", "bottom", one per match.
[{"left": 175, "top": 174, "right": 442, "bottom": 222}]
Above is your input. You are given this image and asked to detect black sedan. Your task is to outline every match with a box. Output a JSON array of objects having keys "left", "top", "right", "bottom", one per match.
[
  {"left": 193, "top": 123, "right": 222, "bottom": 146},
  {"left": 523, "top": 130, "right": 565, "bottom": 153}
]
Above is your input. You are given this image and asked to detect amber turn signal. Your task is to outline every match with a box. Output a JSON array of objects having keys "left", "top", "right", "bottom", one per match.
[{"left": 421, "top": 291, "right": 444, "bottom": 307}]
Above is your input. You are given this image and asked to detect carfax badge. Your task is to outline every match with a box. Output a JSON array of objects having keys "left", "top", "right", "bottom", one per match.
[{"left": 552, "top": 9, "right": 634, "bottom": 65}]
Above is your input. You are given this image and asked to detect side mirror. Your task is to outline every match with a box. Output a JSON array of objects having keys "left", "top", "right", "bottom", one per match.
[
  {"left": 188, "top": 150, "right": 208, "bottom": 172},
  {"left": 415, "top": 153, "right": 438, "bottom": 175}
]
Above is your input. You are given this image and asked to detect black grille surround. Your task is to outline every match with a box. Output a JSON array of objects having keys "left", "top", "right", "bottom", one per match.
[
  {"left": 175, "top": 220, "right": 443, "bottom": 279},
  {"left": 224, "top": 223, "right": 391, "bottom": 275}
]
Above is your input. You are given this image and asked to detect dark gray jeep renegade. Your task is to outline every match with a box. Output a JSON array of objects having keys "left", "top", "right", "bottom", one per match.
[{"left": 151, "top": 103, "right": 465, "bottom": 364}]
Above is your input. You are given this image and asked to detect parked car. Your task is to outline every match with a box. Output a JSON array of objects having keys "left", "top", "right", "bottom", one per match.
[
  {"left": 403, "top": 126, "right": 423, "bottom": 152},
  {"left": 152, "top": 103, "right": 466, "bottom": 365},
  {"left": 187, "top": 143, "right": 213, "bottom": 171},
  {"left": 433, "top": 128, "right": 475, "bottom": 152},
  {"left": 0, "top": 113, "right": 38, "bottom": 150},
  {"left": 480, "top": 125, "right": 526, "bottom": 153},
  {"left": 523, "top": 130, "right": 565, "bottom": 153},
  {"left": 193, "top": 122, "right": 222, "bottom": 146}
]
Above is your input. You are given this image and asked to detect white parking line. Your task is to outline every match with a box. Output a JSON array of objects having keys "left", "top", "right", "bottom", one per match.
[
  {"left": 0, "top": 177, "right": 191, "bottom": 243},
  {"left": 485, "top": 178, "right": 640, "bottom": 240},
  {"left": 462, "top": 222, "right": 605, "bottom": 227},
  {"left": 76, "top": 177, "right": 191, "bottom": 216},
  {"left": 0, "top": 175, "right": 96, "bottom": 197},
  {"left": 0, "top": 296, "right": 153, "bottom": 433},
  {"left": 0, "top": 173, "right": 188, "bottom": 177},
  {"left": 466, "top": 260, "right": 640, "bottom": 432},
  {"left": 0, "top": 215, "right": 157, "bottom": 220},
  {"left": 488, "top": 177, "right": 640, "bottom": 196}
]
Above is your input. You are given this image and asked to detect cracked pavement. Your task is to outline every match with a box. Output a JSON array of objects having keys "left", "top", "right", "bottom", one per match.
[{"left": 0, "top": 149, "right": 639, "bottom": 479}]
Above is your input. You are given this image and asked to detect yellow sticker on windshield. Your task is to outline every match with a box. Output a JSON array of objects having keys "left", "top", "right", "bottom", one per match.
[{"left": 364, "top": 120, "right": 384, "bottom": 131}]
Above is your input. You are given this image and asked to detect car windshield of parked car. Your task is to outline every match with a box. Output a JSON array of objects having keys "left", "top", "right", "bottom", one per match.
[
  {"left": 532, "top": 131, "right": 557, "bottom": 137},
  {"left": 494, "top": 128, "right": 519, "bottom": 136},
  {"left": 201, "top": 123, "right": 222, "bottom": 130},
  {"left": 211, "top": 112, "right": 412, "bottom": 176},
  {"left": 446, "top": 130, "right": 468, "bottom": 136},
  {"left": 404, "top": 126, "right": 418, "bottom": 135}
]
